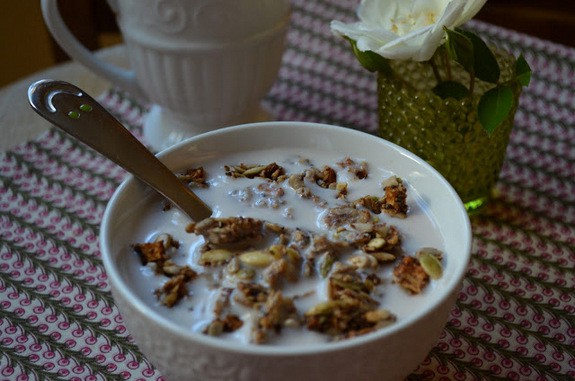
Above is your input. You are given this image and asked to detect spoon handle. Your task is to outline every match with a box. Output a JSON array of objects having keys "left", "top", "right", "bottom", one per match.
[{"left": 28, "top": 79, "right": 212, "bottom": 221}]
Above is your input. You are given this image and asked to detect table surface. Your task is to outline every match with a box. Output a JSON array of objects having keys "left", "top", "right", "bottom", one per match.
[{"left": 1, "top": 1, "right": 574, "bottom": 380}]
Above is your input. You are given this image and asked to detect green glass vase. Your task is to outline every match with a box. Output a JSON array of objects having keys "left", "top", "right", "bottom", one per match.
[{"left": 377, "top": 49, "right": 522, "bottom": 214}]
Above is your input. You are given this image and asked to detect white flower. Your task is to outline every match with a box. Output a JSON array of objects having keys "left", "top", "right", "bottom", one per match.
[{"left": 331, "top": 0, "right": 487, "bottom": 61}]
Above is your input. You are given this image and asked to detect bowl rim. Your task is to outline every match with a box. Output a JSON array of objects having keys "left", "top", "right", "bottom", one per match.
[{"left": 100, "top": 121, "right": 472, "bottom": 356}]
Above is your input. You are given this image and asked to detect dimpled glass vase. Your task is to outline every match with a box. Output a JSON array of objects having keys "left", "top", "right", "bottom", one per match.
[{"left": 377, "top": 49, "right": 522, "bottom": 214}]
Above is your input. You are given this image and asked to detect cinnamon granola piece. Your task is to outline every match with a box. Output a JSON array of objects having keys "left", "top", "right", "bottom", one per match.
[
  {"left": 133, "top": 234, "right": 188, "bottom": 277},
  {"left": 323, "top": 205, "right": 372, "bottom": 229},
  {"left": 381, "top": 176, "right": 408, "bottom": 218},
  {"left": 355, "top": 195, "right": 382, "bottom": 214},
  {"left": 155, "top": 266, "right": 197, "bottom": 307},
  {"left": 192, "top": 217, "right": 265, "bottom": 247},
  {"left": 328, "top": 271, "right": 378, "bottom": 308},
  {"left": 306, "top": 166, "right": 337, "bottom": 189},
  {"left": 263, "top": 247, "right": 301, "bottom": 289},
  {"left": 304, "top": 299, "right": 390, "bottom": 339},
  {"left": 323, "top": 205, "right": 402, "bottom": 258},
  {"left": 260, "top": 162, "right": 286, "bottom": 181},
  {"left": 392, "top": 256, "right": 429, "bottom": 294},
  {"left": 253, "top": 290, "right": 300, "bottom": 344},
  {"left": 318, "top": 166, "right": 337, "bottom": 188},
  {"left": 304, "top": 262, "right": 392, "bottom": 339},
  {"left": 362, "top": 224, "right": 401, "bottom": 258},
  {"left": 133, "top": 241, "right": 167, "bottom": 267},
  {"left": 234, "top": 282, "right": 270, "bottom": 308},
  {"left": 178, "top": 167, "right": 208, "bottom": 188},
  {"left": 213, "top": 287, "right": 233, "bottom": 316},
  {"left": 337, "top": 157, "right": 368, "bottom": 179},
  {"left": 204, "top": 314, "right": 244, "bottom": 336}
]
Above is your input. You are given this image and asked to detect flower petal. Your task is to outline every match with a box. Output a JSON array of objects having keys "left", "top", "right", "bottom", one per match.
[
  {"left": 330, "top": 0, "right": 488, "bottom": 62},
  {"left": 456, "top": 0, "right": 488, "bottom": 25}
]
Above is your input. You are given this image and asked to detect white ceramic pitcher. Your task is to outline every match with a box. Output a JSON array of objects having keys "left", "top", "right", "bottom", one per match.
[{"left": 41, "top": 0, "right": 291, "bottom": 150}]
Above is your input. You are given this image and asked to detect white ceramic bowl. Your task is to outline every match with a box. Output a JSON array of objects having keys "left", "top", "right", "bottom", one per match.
[{"left": 100, "top": 122, "right": 471, "bottom": 381}]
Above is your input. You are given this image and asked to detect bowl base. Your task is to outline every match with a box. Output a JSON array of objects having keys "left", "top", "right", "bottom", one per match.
[{"left": 143, "top": 104, "right": 273, "bottom": 152}]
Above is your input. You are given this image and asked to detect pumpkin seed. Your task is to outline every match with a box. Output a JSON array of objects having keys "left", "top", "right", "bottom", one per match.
[
  {"left": 242, "top": 165, "right": 267, "bottom": 177},
  {"left": 239, "top": 250, "right": 274, "bottom": 267},
  {"left": 319, "top": 252, "right": 335, "bottom": 278},
  {"left": 371, "top": 252, "right": 396, "bottom": 262},
  {"left": 199, "top": 249, "right": 233, "bottom": 266},
  {"left": 366, "top": 237, "right": 386, "bottom": 250},
  {"left": 417, "top": 251, "right": 443, "bottom": 279}
]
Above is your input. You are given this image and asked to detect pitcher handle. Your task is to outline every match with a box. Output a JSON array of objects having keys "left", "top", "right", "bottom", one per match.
[{"left": 41, "top": 0, "right": 144, "bottom": 99}]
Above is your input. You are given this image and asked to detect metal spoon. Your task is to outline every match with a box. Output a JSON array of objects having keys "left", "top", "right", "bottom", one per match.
[{"left": 28, "top": 79, "right": 212, "bottom": 221}]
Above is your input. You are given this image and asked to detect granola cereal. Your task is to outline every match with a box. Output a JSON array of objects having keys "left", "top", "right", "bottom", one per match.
[{"left": 128, "top": 148, "right": 444, "bottom": 345}]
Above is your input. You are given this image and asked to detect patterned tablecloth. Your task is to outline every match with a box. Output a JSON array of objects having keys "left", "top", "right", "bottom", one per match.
[{"left": 1, "top": 1, "right": 574, "bottom": 380}]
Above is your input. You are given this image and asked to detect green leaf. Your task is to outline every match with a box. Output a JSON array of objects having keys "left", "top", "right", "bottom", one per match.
[
  {"left": 457, "top": 29, "right": 500, "bottom": 84},
  {"left": 444, "top": 27, "right": 474, "bottom": 74},
  {"left": 478, "top": 85, "right": 514, "bottom": 135},
  {"left": 345, "top": 37, "right": 391, "bottom": 74},
  {"left": 515, "top": 54, "right": 532, "bottom": 86},
  {"left": 432, "top": 81, "right": 469, "bottom": 100}
]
